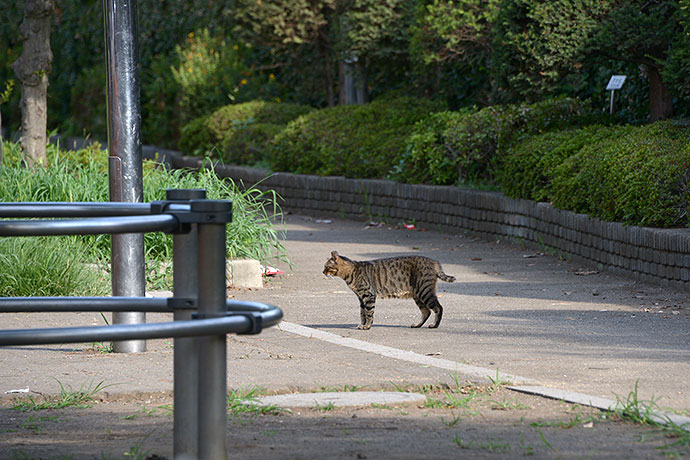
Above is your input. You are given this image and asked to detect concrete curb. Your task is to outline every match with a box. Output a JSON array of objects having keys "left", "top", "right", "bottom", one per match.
[{"left": 509, "top": 385, "right": 690, "bottom": 432}]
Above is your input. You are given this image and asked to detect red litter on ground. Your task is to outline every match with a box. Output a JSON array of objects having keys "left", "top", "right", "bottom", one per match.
[
  {"left": 403, "top": 224, "right": 416, "bottom": 230},
  {"left": 261, "top": 265, "right": 284, "bottom": 276}
]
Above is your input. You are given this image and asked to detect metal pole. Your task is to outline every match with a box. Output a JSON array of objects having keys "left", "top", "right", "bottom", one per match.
[
  {"left": 195, "top": 200, "right": 231, "bottom": 460},
  {"left": 169, "top": 189, "right": 206, "bottom": 460},
  {"left": 104, "top": 0, "right": 146, "bottom": 353},
  {"left": 609, "top": 89, "right": 615, "bottom": 115}
]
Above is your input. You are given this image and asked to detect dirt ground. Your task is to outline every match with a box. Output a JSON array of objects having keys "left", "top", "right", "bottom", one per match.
[{"left": 0, "top": 385, "right": 685, "bottom": 460}]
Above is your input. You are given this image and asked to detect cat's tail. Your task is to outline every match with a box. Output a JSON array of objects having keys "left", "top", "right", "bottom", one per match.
[{"left": 435, "top": 263, "right": 456, "bottom": 283}]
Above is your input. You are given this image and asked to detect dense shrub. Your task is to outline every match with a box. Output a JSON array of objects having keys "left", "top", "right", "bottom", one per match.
[
  {"left": 269, "top": 96, "right": 446, "bottom": 178},
  {"left": 392, "top": 97, "right": 608, "bottom": 185},
  {"left": 498, "top": 121, "right": 690, "bottom": 228},
  {"left": 497, "top": 125, "right": 629, "bottom": 202},
  {"left": 179, "top": 100, "right": 314, "bottom": 164},
  {"left": 550, "top": 121, "right": 690, "bottom": 227}
]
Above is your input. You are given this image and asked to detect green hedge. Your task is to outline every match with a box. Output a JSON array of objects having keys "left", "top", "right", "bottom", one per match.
[
  {"left": 179, "top": 100, "right": 314, "bottom": 165},
  {"left": 391, "top": 97, "right": 607, "bottom": 185},
  {"left": 497, "top": 125, "right": 629, "bottom": 202},
  {"left": 269, "top": 96, "right": 446, "bottom": 178},
  {"left": 500, "top": 121, "right": 690, "bottom": 228}
]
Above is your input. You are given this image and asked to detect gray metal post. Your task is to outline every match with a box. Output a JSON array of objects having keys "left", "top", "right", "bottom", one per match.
[
  {"left": 195, "top": 200, "right": 231, "bottom": 460},
  {"left": 168, "top": 189, "right": 206, "bottom": 460},
  {"left": 104, "top": 0, "right": 146, "bottom": 353}
]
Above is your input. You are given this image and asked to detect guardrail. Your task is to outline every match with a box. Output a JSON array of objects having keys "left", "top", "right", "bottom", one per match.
[{"left": 0, "top": 189, "right": 283, "bottom": 460}]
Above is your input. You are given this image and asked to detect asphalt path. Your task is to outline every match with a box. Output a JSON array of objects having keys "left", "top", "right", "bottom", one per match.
[{"left": 228, "top": 214, "right": 690, "bottom": 414}]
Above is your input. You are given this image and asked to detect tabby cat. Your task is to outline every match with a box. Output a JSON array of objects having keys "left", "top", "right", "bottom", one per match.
[{"left": 323, "top": 251, "right": 455, "bottom": 330}]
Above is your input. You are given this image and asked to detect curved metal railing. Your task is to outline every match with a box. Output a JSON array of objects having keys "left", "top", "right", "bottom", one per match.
[
  {"left": 0, "top": 190, "right": 283, "bottom": 459},
  {"left": 0, "top": 300, "right": 282, "bottom": 346}
]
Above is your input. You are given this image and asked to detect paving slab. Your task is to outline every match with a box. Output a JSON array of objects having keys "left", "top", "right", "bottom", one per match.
[{"left": 252, "top": 391, "right": 426, "bottom": 408}]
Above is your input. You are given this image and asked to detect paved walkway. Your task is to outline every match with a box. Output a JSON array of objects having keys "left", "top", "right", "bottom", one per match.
[{"left": 1, "top": 214, "right": 689, "bottom": 417}]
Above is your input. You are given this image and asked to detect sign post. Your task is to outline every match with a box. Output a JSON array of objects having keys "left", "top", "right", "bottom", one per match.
[{"left": 606, "top": 75, "right": 626, "bottom": 115}]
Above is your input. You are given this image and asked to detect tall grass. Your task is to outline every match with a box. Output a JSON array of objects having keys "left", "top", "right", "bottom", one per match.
[
  {"left": 0, "top": 139, "right": 287, "bottom": 293},
  {"left": 0, "top": 237, "right": 109, "bottom": 297}
]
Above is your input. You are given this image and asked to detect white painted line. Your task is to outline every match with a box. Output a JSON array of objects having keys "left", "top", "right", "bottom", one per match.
[{"left": 277, "top": 321, "right": 536, "bottom": 385}]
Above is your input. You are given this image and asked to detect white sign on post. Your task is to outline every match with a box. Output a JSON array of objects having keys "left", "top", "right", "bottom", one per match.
[
  {"left": 606, "top": 75, "right": 626, "bottom": 114},
  {"left": 606, "top": 75, "right": 626, "bottom": 90}
]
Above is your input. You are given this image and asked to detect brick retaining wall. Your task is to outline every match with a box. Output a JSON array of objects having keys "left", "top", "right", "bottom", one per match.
[{"left": 153, "top": 147, "right": 690, "bottom": 291}]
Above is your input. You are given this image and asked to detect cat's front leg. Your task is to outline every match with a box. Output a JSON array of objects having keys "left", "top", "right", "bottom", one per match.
[
  {"left": 357, "top": 292, "right": 376, "bottom": 330},
  {"left": 358, "top": 299, "right": 367, "bottom": 329}
]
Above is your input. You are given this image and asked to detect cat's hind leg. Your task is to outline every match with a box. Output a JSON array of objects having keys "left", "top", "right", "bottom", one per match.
[
  {"left": 428, "top": 297, "right": 444, "bottom": 328},
  {"left": 411, "top": 298, "right": 431, "bottom": 328}
]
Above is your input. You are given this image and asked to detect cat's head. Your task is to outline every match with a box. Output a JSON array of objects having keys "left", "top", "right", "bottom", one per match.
[{"left": 323, "top": 250, "right": 347, "bottom": 277}]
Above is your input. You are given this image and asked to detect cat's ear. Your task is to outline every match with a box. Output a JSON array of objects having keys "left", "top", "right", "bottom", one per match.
[{"left": 331, "top": 250, "right": 340, "bottom": 259}]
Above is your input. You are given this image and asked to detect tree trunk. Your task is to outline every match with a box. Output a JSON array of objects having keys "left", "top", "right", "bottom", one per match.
[
  {"left": 11, "top": 0, "right": 54, "bottom": 167},
  {"left": 339, "top": 56, "right": 367, "bottom": 105},
  {"left": 646, "top": 64, "right": 673, "bottom": 122}
]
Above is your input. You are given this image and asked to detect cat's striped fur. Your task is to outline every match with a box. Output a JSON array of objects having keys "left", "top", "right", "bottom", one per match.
[{"left": 323, "top": 251, "right": 455, "bottom": 330}]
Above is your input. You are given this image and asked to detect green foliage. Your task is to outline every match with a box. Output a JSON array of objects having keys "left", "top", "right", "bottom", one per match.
[
  {"left": 0, "top": 79, "right": 14, "bottom": 104},
  {"left": 589, "top": 0, "right": 681, "bottom": 121},
  {"left": 407, "top": 0, "right": 497, "bottom": 108},
  {"left": 336, "top": 0, "right": 405, "bottom": 56},
  {"left": 141, "top": 164, "right": 288, "bottom": 266},
  {"left": 68, "top": 65, "right": 107, "bottom": 139},
  {"left": 11, "top": 379, "right": 108, "bottom": 412},
  {"left": 551, "top": 121, "right": 690, "bottom": 227},
  {"left": 393, "top": 97, "right": 604, "bottom": 185},
  {"left": 172, "top": 29, "right": 267, "bottom": 124},
  {"left": 234, "top": 0, "right": 335, "bottom": 47},
  {"left": 410, "top": 0, "right": 499, "bottom": 66},
  {"left": 142, "top": 29, "right": 286, "bottom": 148},
  {"left": 590, "top": 0, "right": 680, "bottom": 69},
  {"left": 234, "top": 0, "right": 418, "bottom": 107},
  {"left": 0, "top": 237, "right": 109, "bottom": 297},
  {"left": 491, "top": 0, "right": 608, "bottom": 103},
  {"left": 0, "top": 140, "right": 287, "bottom": 292},
  {"left": 179, "top": 100, "right": 314, "bottom": 164},
  {"left": 141, "top": 52, "right": 182, "bottom": 148},
  {"left": 220, "top": 123, "right": 284, "bottom": 166},
  {"left": 501, "top": 121, "right": 690, "bottom": 228},
  {"left": 498, "top": 125, "right": 624, "bottom": 202},
  {"left": 663, "top": 0, "right": 690, "bottom": 117},
  {"left": 227, "top": 386, "right": 287, "bottom": 416},
  {"left": 270, "top": 95, "right": 445, "bottom": 178}
]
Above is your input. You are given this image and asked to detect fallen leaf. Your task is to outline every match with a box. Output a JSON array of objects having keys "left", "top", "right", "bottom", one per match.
[{"left": 574, "top": 269, "right": 599, "bottom": 276}]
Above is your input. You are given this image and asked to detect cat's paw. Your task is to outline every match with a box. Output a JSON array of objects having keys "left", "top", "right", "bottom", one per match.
[{"left": 357, "top": 324, "right": 371, "bottom": 330}]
